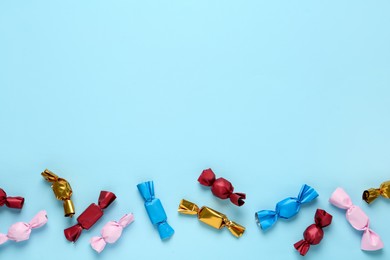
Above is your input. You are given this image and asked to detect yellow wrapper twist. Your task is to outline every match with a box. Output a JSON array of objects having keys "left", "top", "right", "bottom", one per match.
[
  {"left": 41, "top": 169, "right": 75, "bottom": 217},
  {"left": 178, "top": 199, "right": 245, "bottom": 237},
  {"left": 363, "top": 181, "right": 390, "bottom": 204}
]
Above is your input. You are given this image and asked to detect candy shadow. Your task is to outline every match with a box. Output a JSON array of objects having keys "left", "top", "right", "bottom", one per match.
[
  {"left": 0, "top": 207, "right": 23, "bottom": 215},
  {"left": 362, "top": 249, "right": 384, "bottom": 256},
  {"left": 365, "top": 198, "right": 390, "bottom": 207},
  {"left": 196, "top": 219, "right": 227, "bottom": 238}
]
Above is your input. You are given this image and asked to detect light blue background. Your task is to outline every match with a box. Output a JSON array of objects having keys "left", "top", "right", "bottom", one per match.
[{"left": 1, "top": 1, "right": 390, "bottom": 259}]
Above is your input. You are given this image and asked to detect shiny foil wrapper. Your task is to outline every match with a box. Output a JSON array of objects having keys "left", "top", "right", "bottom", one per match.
[
  {"left": 362, "top": 181, "right": 390, "bottom": 204},
  {"left": 198, "top": 168, "right": 246, "bottom": 206},
  {"left": 137, "top": 181, "right": 174, "bottom": 240},
  {"left": 0, "top": 188, "right": 24, "bottom": 209},
  {"left": 64, "top": 191, "right": 116, "bottom": 242},
  {"left": 294, "top": 209, "right": 333, "bottom": 256},
  {"left": 178, "top": 199, "right": 245, "bottom": 238},
  {"left": 255, "top": 184, "right": 318, "bottom": 231},
  {"left": 41, "top": 169, "right": 75, "bottom": 217}
]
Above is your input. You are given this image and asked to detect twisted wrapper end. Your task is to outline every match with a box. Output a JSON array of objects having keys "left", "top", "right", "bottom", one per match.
[
  {"left": 362, "top": 189, "right": 380, "bottom": 204},
  {"left": 63, "top": 199, "right": 75, "bottom": 218},
  {"left": 28, "top": 210, "right": 48, "bottom": 229},
  {"left": 255, "top": 210, "right": 278, "bottom": 231},
  {"left": 178, "top": 199, "right": 199, "bottom": 215},
  {"left": 41, "top": 169, "right": 59, "bottom": 182},
  {"left": 90, "top": 236, "right": 106, "bottom": 253},
  {"left": 198, "top": 168, "right": 216, "bottom": 186},
  {"left": 157, "top": 221, "right": 175, "bottom": 240},
  {"left": 361, "top": 229, "right": 384, "bottom": 251},
  {"left": 314, "top": 209, "right": 333, "bottom": 228},
  {"left": 137, "top": 181, "right": 155, "bottom": 202},
  {"left": 118, "top": 213, "right": 135, "bottom": 227},
  {"left": 0, "top": 234, "right": 8, "bottom": 245},
  {"left": 98, "top": 191, "right": 117, "bottom": 209},
  {"left": 329, "top": 187, "right": 353, "bottom": 209},
  {"left": 297, "top": 184, "right": 319, "bottom": 204},
  {"left": 294, "top": 240, "right": 310, "bottom": 256},
  {"left": 64, "top": 224, "right": 83, "bottom": 242},
  {"left": 229, "top": 193, "right": 246, "bottom": 206},
  {"left": 224, "top": 219, "right": 245, "bottom": 238},
  {"left": 0, "top": 188, "right": 25, "bottom": 209}
]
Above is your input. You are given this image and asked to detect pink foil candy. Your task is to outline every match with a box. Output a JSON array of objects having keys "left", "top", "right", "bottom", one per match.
[
  {"left": 0, "top": 210, "right": 48, "bottom": 245},
  {"left": 90, "top": 213, "right": 134, "bottom": 253},
  {"left": 329, "top": 188, "right": 383, "bottom": 251}
]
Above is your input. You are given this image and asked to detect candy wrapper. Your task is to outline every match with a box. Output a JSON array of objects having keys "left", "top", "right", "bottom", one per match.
[
  {"left": 137, "top": 181, "right": 174, "bottom": 240},
  {"left": 198, "top": 168, "right": 246, "bottom": 206},
  {"left": 90, "top": 213, "right": 134, "bottom": 253},
  {"left": 178, "top": 199, "right": 245, "bottom": 237},
  {"left": 0, "top": 188, "right": 24, "bottom": 209},
  {"left": 64, "top": 191, "right": 116, "bottom": 242},
  {"left": 362, "top": 181, "right": 390, "bottom": 204},
  {"left": 0, "top": 210, "right": 47, "bottom": 245},
  {"left": 294, "top": 209, "right": 332, "bottom": 256},
  {"left": 329, "top": 187, "right": 383, "bottom": 251},
  {"left": 41, "top": 169, "right": 75, "bottom": 217},
  {"left": 255, "top": 184, "right": 318, "bottom": 231}
]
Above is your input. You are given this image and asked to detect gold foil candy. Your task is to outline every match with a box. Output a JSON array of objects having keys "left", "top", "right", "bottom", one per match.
[
  {"left": 363, "top": 181, "right": 390, "bottom": 204},
  {"left": 41, "top": 169, "right": 75, "bottom": 217},
  {"left": 178, "top": 199, "right": 245, "bottom": 237}
]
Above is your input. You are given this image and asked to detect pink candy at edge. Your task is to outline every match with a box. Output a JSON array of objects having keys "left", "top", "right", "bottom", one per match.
[
  {"left": 0, "top": 210, "right": 48, "bottom": 244},
  {"left": 329, "top": 188, "right": 383, "bottom": 251},
  {"left": 90, "top": 213, "right": 134, "bottom": 253}
]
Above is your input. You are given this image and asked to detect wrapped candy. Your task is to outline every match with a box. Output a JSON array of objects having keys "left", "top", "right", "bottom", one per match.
[
  {"left": 41, "top": 169, "right": 75, "bottom": 217},
  {"left": 64, "top": 191, "right": 116, "bottom": 242},
  {"left": 178, "top": 199, "right": 245, "bottom": 238},
  {"left": 0, "top": 210, "right": 47, "bottom": 245},
  {"left": 255, "top": 184, "right": 318, "bottom": 231},
  {"left": 137, "top": 181, "right": 174, "bottom": 240},
  {"left": 362, "top": 181, "right": 390, "bottom": 204},
  {"left": 198, "top": 168, "right": 246, "bottom": 206},
  {"left": 90, "top": 213, "right": 134, "bottom": 253},
  {"left": 329, "top": 187, "right": 383, "bottom": 251},
  {"left": 294, "top": 209, "right": 333, "bottom": 256},
  {"left": 0, "top": 188, "right": 24, "bottom": 209}
]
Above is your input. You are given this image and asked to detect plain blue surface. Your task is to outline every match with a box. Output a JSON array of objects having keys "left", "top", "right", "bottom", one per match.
[{"left": 1, "top": 1, "right": 390, "bottom": 259}]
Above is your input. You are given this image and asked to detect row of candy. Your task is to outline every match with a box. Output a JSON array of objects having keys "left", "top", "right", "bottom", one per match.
[
  {"left": 1, "top": 168, "right": 389, "bottom": 256},
  {"left": 0, "top": 209, "right": 134, "bottom": 253}
]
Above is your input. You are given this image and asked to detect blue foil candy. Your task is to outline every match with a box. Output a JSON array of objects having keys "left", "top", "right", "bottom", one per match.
[
  {"left": 255, "top": 184, "right": 318, "bottom": 231},
  {"left": 137, "top": 181, "right": 174, "bottom": 240}
]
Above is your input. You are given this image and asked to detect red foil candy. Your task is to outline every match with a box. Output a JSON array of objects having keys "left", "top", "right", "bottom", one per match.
[
  {"left": 198, "top": 168, "right": 246, "bottom": 206},
  {"left": 64, "top": 191, "right": 116, "bottom": 242},
  {"left": 294, "top": 209, "right": 333, "bottom": 256},
  {"left": 0, "top": 188, "right": 24, "bottom": 209}
]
